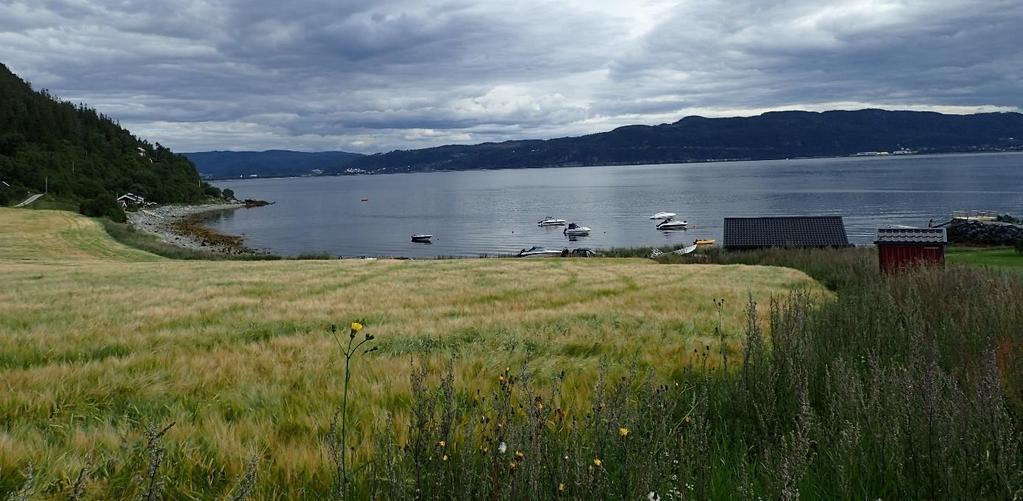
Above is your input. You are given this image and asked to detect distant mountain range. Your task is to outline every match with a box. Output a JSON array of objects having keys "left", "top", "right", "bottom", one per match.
[
  {"left": 345, "top": 110, "right": 1023, "bottom": 173},
  {"left": 188, "top": 110, "right": 1023, "bottom": 179},
  {"left": 185, "top": 150, "right": 363, "bottom": 179}
]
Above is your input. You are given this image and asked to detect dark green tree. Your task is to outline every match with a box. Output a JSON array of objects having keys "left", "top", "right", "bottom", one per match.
[{"left": 79, "top": 193, "right": 127, "bottom": 222}]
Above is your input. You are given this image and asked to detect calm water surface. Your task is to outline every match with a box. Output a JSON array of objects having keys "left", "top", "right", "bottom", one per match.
[{"left": 210, "top": 153, "right": 1023, "bottom": 257}]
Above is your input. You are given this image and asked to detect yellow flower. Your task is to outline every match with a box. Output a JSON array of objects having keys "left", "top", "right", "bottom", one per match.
[
  {"left": 438, "top": 440, "right": 446, "bottom": 448},
  {"left": 510, "top": 461, "right": 518, "bottom": 470},
  {"left": 350, "top": 322, "right": 363, "bottom": 333},
  {"left": 618, "top": 427, "right": 630, "bottom": 438},
  {"left": 559, "top": 483, "right": 566, "bottom": 492},
  {"left": 515, "top": 450, "right": 525, "bottom": 460},
  {"left": 683, "top": 415, "right": 692, "bottom": 423},
  {"left": 593, "top": 458, "right": 603, "bottom": 467}
]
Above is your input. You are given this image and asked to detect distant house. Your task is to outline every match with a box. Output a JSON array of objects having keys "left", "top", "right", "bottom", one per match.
[
  {"left": 875, "top": 227, "right": 946, "bottom": 274},
  {"left": 117, "top": 193, "right": 145, "bottom": 208},
  {"left": 722, "top": 216, "right": 850, "bottom": 250}
]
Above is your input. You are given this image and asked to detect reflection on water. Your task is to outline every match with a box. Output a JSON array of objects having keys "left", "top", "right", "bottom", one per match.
[{"left": 210, "top": 152, "right": 1023, "bottom": 258}]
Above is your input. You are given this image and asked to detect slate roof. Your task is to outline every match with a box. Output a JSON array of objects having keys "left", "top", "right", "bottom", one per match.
[
  {"left": 875, "top": 227, "right": 947, "bottom": 245},
  {"left": 723, "top": 216, "right": 850, "bottom": 249}
]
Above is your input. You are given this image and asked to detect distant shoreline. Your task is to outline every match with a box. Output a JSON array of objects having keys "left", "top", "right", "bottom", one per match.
[{"left": 205, "top": 150, "right": 1023, "bottom": 183}]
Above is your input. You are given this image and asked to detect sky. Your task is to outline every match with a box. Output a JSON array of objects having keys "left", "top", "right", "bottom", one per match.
[{"left": 2, "top": 0, "right": 1021, "bottom": 153}]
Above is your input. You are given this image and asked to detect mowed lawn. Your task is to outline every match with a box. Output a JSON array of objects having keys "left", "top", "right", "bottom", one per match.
[
  {"left": 947, "top": 245, "right": 1023, "bottom": 272},
  {"left": 0, "top": 208, "right": 823, "bottom": 497}
]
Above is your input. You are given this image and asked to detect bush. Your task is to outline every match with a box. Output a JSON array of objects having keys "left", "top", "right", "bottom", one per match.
[
  {"left": 222, "top": 188, "right": 235, "bottom": 201},
  {"left": 1015, "top": 239, "right": 1023, "bottom": 254},
  {"left": 79, "top": 193, "right": 127, "bottom": 223},
  {"left": 0, "top": 187, "right": 12, "bottom": 206}
]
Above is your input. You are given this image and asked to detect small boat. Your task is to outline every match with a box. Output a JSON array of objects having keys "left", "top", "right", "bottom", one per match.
[
  {"left": 650, "top": 212, "right": 677, "bottom": 220},
  {"left": 563, "top": 223, "right": 591, "bottom": 236},
  {"left": 695, "top": 239, "right": 716, "bottom": 246},
  {"left": 656, "top": 218, "right": 688, "bottom": 230},
  {"left": 537, "top": 217, "right": 567, "bottom": 226},
  {"left": 673, "top": 243, "right": 699, "bottom": 255},
  {"left": 360, "top": 198, "right": 369, "bottom": 202},
  {"left": 411, "top": 234, "right": 433, "bottom": 243},
  {"left": 518, "top": 246, "right": 562, "bottom": 258}
]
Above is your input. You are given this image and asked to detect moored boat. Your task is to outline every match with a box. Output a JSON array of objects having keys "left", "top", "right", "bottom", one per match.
[
  {"left": 411, "top": 234, "right": 433, "bottom": 243},
  {"left": 537, "top": 217, "right": 567, "bottom": 226},
  {"left": 563, "top": 223, "right": 591, "bottom": 236},
  {"left": 656, "top": 218, "right": 687, "bottom": 230},
  {"left": 517, "top": 246, "right": 563, "bottom": 257}
]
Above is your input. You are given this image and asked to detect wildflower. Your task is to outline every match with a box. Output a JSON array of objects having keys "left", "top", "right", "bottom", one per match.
[
  {"left": 515, "top": 450, "right": 525, "bottom": 460},
  {"left": 683, "top": 415, "right": 692, "bottom": 424},
  {"left": 438, "top": 440, "right": 446, "bottom": 448},
  {"left": 618, "top": 427, "right": 630, "bottom": 438},
  {"left": 593, "top": 458, "right": 603, "bottom": 467},
  {"left": 498, "top": 442, "right": 507, "bottom": 454},
  {"left": 648, "top": 492, "right": 660, "bottom": 501},
  {"left": 559, "top": 483, "right": 566, "bottom": 492},
  {"left": 350, "top": 322, "right": 363, "bottom": 333},
  {"left": 509, "top": 461, "right": 518, "bottom": 470}
]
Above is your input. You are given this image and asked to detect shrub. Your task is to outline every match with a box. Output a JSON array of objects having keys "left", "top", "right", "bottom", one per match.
[
  {"left": 222, "top": 188, "right": 235, "bottom": 201},
  {"left": 1015, "top": 239, "right": 1023, "bottom": 254},
  {"left": 79, "top": 192, "right": 127, "bottom": 223}
]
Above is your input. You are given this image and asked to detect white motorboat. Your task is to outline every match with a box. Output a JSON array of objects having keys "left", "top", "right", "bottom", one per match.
[
  {"left": 650, "top": 212, "right": 677, "bottom": 220},
  {"left": 537, "top": 217, "right": 567, "bottom": 226},
  {"left": 411, "top": 234, "right": 433, "bottom": 243},
  {"left": 656, "top": 218, "right": 688, "bottom": 230},
  {"left": 563, "top": 223, "right": 591, "bottom": 236},
  {"left": 517, "top": 246, "right": 563, "bottom": 257}
]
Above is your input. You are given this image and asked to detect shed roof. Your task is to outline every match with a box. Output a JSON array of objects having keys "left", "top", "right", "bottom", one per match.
[
  {"left": 723, "top": 216, "right": 849, "bottom": 249},
  {"left": 875, "top": 227, "right": 947, "bottom": 245}
]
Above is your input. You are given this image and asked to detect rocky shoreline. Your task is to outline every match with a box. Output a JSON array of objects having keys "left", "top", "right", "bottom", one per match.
[
  {"left": 947, "top": 218, "right": 1023, "bottom": 246},
  {"left": 127, "top": 203, "right": 259, "bottom": 255}
]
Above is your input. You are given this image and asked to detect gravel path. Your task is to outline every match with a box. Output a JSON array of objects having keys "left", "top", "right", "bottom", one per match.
[{"left": 127, "top": 203, "right": 253, "bottom": 255}]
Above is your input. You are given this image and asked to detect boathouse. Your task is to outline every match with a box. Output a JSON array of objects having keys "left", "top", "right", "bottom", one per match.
[
  {"left": 117, "top": 193, "right": 145, "bottom": 208},
  {"left": 722, "top": 216, "right": 850, "bottom": 250},
  {"left": 875, "top": 227, "right": 946, "bottom": 274}
]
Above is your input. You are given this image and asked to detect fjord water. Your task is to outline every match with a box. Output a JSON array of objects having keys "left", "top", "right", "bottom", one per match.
[{"left": 210, "top": 152, "right": 1023, "bottom": 258}]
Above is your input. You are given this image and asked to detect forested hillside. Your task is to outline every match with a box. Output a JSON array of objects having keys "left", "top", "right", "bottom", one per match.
[
  {"left": 346, "top": 109, "right": 1023, "bottom": 173},
  {"left": 185, "top": 150, "right": 363, "bottom": 179},
  {"left": 0, "top": 63, "right": 218, "bottom": 208}
]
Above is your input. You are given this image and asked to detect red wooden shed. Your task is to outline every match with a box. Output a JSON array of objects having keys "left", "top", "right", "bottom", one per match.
[{"left": 875, "top": 227, "right": 947, "bottom": 274}]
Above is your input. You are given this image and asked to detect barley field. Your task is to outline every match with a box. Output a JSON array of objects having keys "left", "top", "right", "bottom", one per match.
[{"left": 0, "top": 208, "right": 822, "bottom": 498}]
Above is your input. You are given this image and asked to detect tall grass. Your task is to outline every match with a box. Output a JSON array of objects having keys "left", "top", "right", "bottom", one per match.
[
  {"left": 3, "top": 209, "right": 1020, "bottom": 498},
  {"left": 353, "top": 266, "right": 1023, "bottom": 499}
]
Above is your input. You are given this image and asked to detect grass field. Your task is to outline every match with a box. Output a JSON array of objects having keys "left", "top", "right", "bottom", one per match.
[
  {"left": 948, "top": 245, "right": 1023, "bottom": 271},
  {"left": 0, "top": 208, "right": 823, "bottom": 498}
]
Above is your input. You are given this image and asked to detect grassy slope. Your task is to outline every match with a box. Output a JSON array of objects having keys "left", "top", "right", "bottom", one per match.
[
  {"left": 0, "top": 208, "right": 822, "bottom": 497},
  {"left": 948, "top": 245, "right": 1023, "bottom": 271}
]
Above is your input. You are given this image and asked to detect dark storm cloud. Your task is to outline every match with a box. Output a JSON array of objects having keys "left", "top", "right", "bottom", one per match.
[{"left": 1, "top": 0, "right": 1020, "bottom": 152}]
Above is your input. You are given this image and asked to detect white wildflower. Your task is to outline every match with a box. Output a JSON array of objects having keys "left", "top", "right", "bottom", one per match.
[{"left": 498, "top": 442, "right": 507, "bottom": 454}]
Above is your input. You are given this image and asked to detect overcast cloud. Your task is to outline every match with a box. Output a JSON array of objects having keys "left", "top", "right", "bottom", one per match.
[{"left": 2, "top": 0, "right": 1021, "bottom": 153}]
